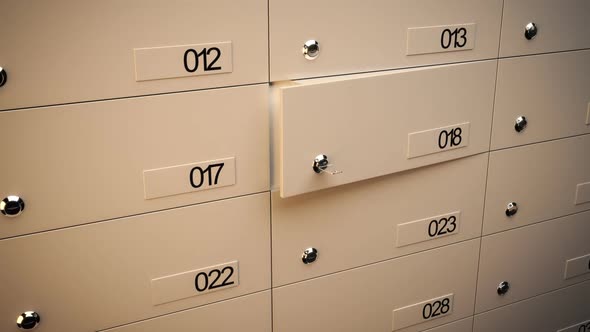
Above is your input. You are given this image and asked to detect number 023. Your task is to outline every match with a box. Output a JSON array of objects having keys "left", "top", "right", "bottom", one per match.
[{"left": 428, "top": 216, "right": 457, "bottom": 238}]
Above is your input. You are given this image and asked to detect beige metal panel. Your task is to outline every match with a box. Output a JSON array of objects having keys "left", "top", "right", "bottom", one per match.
[
  {"left": 273, "top": 239, "right": 480, "bottom": 332},
  {"left": 101, "top": 291, "right": 272, "bottom": 332},
  {"left": 476, "top": 210, "right": 590, "bottom": 313},
  {"left": 421, "top": 317, "right": 473, "bottom": 332},
  {"left": 483, "top": 135, "right": 590, "bottom": 235},
  {"left": 0, "top": 193, "right": 270, "bottom": 332},
  {"left": 0, "top": 85, "right": 269, "bottom": 238},
  {"left": 492, "top": 50, "right": 590, "bottom": 150},
  {"left": 474, "top": 281, "right": 590, "bottom": 332},
  {"left": 272, "top": 153, "right": 487, "bottom": 286},
  {"left": 0, "top": 0, "right": 268, "bottom": 111},
  {"left": 274, "top": 60, "right": 496, "bottom": 197},
  {"left": 500, "top": 0, "right": 590, "bottom": 57},
  {"left": 269, "top": 0, "right": 502, "bottom": 81}
]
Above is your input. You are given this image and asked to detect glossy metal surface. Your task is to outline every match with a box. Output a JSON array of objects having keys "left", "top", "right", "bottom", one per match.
[
  {"left": 16, "top": 311, "right": 40, "bottom": 330},
  {"left": 524, "top": 22, "right": 538, "bottom": 40},
  {"left": 302, "top": 40, "right": 320, "bottom": 60},
  {"left": 505, "top": 202, "right": 518, "bottom": 217},
  {"left": 497, "top": 281, "right": 510, "bottom": 295},
  {"left": 0, "top": 196, "right": 25, "bottom": 217},
  {"left": 0, "top": 67, "right": 6, "bottom": 87},
  {"left": 301, "top": 248, "right": 318, "bottom": 264},
  {"left": 514, "top": 116, "right": 527, "bottom": 132}
]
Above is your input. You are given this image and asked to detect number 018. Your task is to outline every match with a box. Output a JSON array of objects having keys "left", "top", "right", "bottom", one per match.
[{"left": 438, "top": 128, "right": 462, "bottom": 149}]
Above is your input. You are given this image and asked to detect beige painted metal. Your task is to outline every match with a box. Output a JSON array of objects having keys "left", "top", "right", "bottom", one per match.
[
  {"left": 483, "top": 134, "right": 590, "bottom": 235},
  {"left": 143, "top": 157, "right": 237, "bottom": 200},
  {"left": 0, "top": 0, "right": 268, "bottom": 111},
  {"left": 0, "top": 193, "right": 270, "bottom": 332},
  {"left": 269, "top": 0, "right": 502, "bottom": 81},
  {"left": 101, "top": 291, "right": 272, "bottom": 332},
  {"left": 407, "top": 24, "right": 476, "bottom": 56},
  {"left": 393, "top": 294, "right": 455, "bottom": 330},
  {"left": 151, "top": 261, "right": 240, "bottom": 305},
  {"left": 500, "top": 0, "right": 590, "bottom": 57},
  {"left": 564, "top": 254, "right": 590, "bottom": 280},
  {"left": 575, "top": 182, "right": 590, "bottom": 206},
  {"left": 0, "top": 85, "right": 268, "bottom": 239},
  {"left": 421, "top": 317, "right": 473, "bottom": 332},
  {"left": 134, "top": 42, "right": 234, "bottom": 82},
  {"left": 474, "top": 280, "right": 590, "bottom": 332},
  {"left": 272, "top": 153, "right": 487, "bottom": 286},
  {"left": 397, "top": 211, "right": 462, "bottom": 248},
  {"left": 476, "top": 210, "right": 590, "bottom": 313},
  {"left": 492, "top": 50, "right": 590, "bottom": 150},
  {"left": 273, "top": 239, "right": 480, "bottom": 332},
  {"left": 273, "top": 60, "right": 496, "bottom": 197}
]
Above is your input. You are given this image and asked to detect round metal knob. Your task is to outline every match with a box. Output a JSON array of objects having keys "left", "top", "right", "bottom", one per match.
[
  {"left": 524, "top": 22, "right": 538, "bottom": 40},
  {"left": 514, "top": 116, "right": 528, "bottom": 132},
  {"left": 1, "top": 196, "right": 25, "bottom": 217},
  {"left": 16, "top": 311, "right": 40, "bottom": 330},
  {"left": 497, "top": 281, "right": 510, "bottom": 295},
  {"left": 313, "top": 154, "right": 329, "bottom": 173},
  {"left": 0, "top": 67, "right": 7, "bottom": 88},
  {"left": 302, "top": 247, "right": 318, "bottom": 264},
  {"left": 505, "top": 202, "right": 518, "bottom": 217},
  {"left": 303, "top": 40, "right": 320, "bottom": 60}
]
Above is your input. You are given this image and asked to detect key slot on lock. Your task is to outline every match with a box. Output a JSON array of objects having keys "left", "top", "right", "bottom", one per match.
[{"left": 313, "top": 154, "right": 342, "bottom": 175}]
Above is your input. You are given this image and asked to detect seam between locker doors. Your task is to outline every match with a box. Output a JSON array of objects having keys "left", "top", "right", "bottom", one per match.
[
  {"left": 0, "top": 81, "right": 269, "bottom": 113},
  {"left": 472, "top": 0, "right": 506, "bottom": 329},
  {"left": 0, "top": 190, "right": 271, "bottom": 242}
]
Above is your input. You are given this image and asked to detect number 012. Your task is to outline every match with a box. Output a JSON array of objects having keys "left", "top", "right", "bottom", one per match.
[{"left": 183, "top": 47, "right": 222, "bottom": 73}]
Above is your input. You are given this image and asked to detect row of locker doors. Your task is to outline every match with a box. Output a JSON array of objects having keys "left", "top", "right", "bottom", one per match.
[
  {"left": 2, "top": 198, "right": 590, "bottom": 331},
  {"left": 2, "top": 50, "right": 590, "bottom": 238},
  {"left": 1, "top": 0, "right": 589, "bottom": 110},
  {"left": 1, "top": 0, "right": 590, "bottom": 331},
  {"left": 2, "top": 131, "right": 590, "bottom": 331}
]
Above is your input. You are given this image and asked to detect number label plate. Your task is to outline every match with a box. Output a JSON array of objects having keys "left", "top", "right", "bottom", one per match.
[
  {"left": 564, "top": 253, "right": 590, "bottom": 280},
  {"left": 407, "top": 24, "right": 476, "bottom": 56},
  {"left": 396, "top": 211, "right": 461, "bottom": 247},
  {"left": 392, "top": 294, "right": 454, "bottom": 331},
  {"left": 151, "top": 261, "right": 239, "bottom": 305},
  {"left": 143, "top": 157, "right": 236, "bottom": 200},
  {"left": 134, "top": 42, "right": 233, "bottom": 81},
  {"left": 407, "top": 122, "right": 470, "bottom": 159},
  {"left": 557, "top": 319, "right": 590, "bottom": 332}
]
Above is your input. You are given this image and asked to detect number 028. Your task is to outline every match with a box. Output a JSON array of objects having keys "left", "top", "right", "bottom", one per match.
[{"left": 422, "top": 297, "right": 451, "bottom": 320}]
